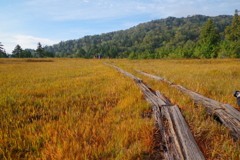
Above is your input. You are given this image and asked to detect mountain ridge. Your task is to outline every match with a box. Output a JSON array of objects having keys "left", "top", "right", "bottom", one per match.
[{"left": 44, "top": 14, "right": 233, "bottom": 58}]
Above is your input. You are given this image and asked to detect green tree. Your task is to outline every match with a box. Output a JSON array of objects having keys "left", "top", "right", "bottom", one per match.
[
  {"left": 0, "top": 42, "right": 3, "bottom": 51},
  {"left": 44, "top": 51, "right": 54, "bottom": 57},
  {"left": 42, "top": 15, "right": 233, "bottom": 59},
  {"left": 12, "top": 44, "right": 23, "bottom": 58},
  {"left": 222, "top": 13, "right": 240, "bottom": 58},
  {"left": 225, "top": 13, "right": 240, "bottom": 41},
  {"left": 198, "top": 19, "right": 220, "bottom": 58},
  {"left": 128, "top": 51, "right": 138, "bottom": 59},
  {"left": 0, "top": 42, "right": 8, "bottom": 58},
  {"left": 35, "top": 42, "right": 45, "bottom": 57},
  {"left": 75, "top": 48, "right": 86, "bottom": 58},
  {"left": 22, "top": 50, "right": 33, "bottom": 58},
  {"left": 182, "top": 40, "right": 196, "bottom": 58}
]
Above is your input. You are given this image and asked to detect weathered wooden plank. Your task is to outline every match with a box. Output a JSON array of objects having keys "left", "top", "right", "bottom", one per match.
[
  {"left": 136, "top": 70, "right": 240, "bottom": 141},
  {"left": 161, "top": 105, "right": 206, "bottom": 160},
  {"left": 104, "top": 63, "right": 205, "bottom": 160},
  {"left": 156, "top": 90, "right": 171, "bottom": 105},
  {"left": 136, "top": 70, "right": 173, "bottom": 84}
]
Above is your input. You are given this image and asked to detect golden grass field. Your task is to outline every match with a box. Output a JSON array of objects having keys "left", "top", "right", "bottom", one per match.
[{"left": 0, "top": 58, "right": 240, "bottom": 160}]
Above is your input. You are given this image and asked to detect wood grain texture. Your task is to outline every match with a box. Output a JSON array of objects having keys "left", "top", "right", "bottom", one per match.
[
  {"left": 136, "top": 70, "right": 240, "bottom": 141},
  {"left": 104, "top": 63, "right": 205, "bottom": 160}
]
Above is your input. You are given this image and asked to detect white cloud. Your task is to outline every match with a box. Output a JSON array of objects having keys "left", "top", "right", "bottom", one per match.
[
  {"left": 1, "top": 34, "right": 58, "bottom": 54},
  {"left": 13, "top": 35, "right": 58, "bottom": 48}
]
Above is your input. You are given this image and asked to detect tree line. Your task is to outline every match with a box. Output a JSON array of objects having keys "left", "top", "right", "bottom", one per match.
[
  {"left": 0, "top": 42, "right": 55, "bottom": 58},
  {"left": 44, "top": 14, "right": 239, "bottom": 59},
  {"left": 1, "top": 13, "right": 239, "bottom": 59}
]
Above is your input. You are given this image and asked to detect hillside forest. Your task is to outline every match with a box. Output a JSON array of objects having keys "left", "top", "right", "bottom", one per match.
[{"left": 1, "top": 13, "right": 240, "bottom": 59}]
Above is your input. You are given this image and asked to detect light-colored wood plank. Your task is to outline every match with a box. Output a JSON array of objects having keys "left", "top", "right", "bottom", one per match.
[
  {"left": 104, "top": 63, "right": 205, "bottom": 160},
  {"left": 136, "top": 70, "right": 240, "bottom": 141}
]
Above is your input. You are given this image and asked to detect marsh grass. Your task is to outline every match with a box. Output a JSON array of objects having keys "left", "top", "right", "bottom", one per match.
[
  {"left": 0, "top": 59, "right": 153, "bottom": 159},
  {"left": 1, "top": 58, "right": 240, "bottom": 160},
  {"left": 105, "top": 59, "right": 240, "bottom": 159}
]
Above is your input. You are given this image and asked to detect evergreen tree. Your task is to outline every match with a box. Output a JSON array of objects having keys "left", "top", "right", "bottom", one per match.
[
  {"left": 182, "top": 40, "right": 196, "bottom": 58},
  {"left": 22, "top": 50, "right": 33, "bottom": 58},
  {"left": 225, "top": 13, "right": 240, "bottom": 41},
  {"left": 0, "top": 42, "right": 3, "bottom": 51},
  {"left": 12, "top": 44, "right": 23, "bottom": 58},
  {"left": 44, "top": 51, "right": 54, "bottom": 57},
  {"left": 222, "top": 13, "right": 240, "bottom": 58},
  {"left": 0, "top": 42, "right": 8, "bottom": 58},
  {"left": 35, "top": 42, "right": 45, "bottom": 57},
  {"left": 198, "top": 19, "right": 220, "bottom": 58},
  {"left": 0, "top": 42, "right": 4, "bottom": 56}
]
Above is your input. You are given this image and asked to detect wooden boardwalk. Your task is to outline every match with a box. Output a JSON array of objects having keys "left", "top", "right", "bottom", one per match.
[
  {"left": 104, "top": 63, "right": 205, "bottom": 160},
  {"left": 136, "top": 70, "right": 240, "bottom": 141}
]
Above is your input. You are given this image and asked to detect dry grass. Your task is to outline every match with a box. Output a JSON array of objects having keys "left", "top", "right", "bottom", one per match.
[
  {"left": 0, "top": 59, "right": 153, "bottom": 159},
  {"left": 1, "top": 58, "right": 240, "bottom": 160},
  {"left": 104, "top": 58, "right": 240, "bottom": 160}
]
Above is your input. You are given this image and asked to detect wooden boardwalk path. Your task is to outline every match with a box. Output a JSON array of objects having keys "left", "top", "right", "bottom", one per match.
[
  {"left": 136, "top": 70, "right": 240, "bottom": 141},
  {"left": 104, "top": 63, "right": 205, "bottom": 160}
]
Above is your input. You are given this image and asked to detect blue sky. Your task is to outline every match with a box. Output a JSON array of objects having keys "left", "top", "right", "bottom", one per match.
[{"left": 1, "top": 0, "right": 239, "bottom": 53}]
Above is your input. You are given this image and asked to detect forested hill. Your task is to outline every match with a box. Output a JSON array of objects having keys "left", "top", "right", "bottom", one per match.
[{"left": 44, "top": 15, "right": 235, "bottom": 59}]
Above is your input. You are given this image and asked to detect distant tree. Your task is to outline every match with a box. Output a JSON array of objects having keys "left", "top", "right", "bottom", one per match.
[
  {"left": 0, "top": 42, "right": 8, "bottom": 58},
  {"left": 75, "top": 48, "right": 86, "bottom": 58},
  {"left": 35, "top": 42, "right": 45, "bottom": 57},
  {"left": 222, "top": 13, "right": 240, "bottom": 58},
  {"left": 0, "top": 42, "right": 3, "bottom": 50},
  {"left": 12, "top": 44, "right": 23, "bottom": 58},
  {"left": 225, "top": 13, "right": 240, "bottom": 41},
  {"left": 0, "top": 42, "right": 4, "bottom": 55},
  {"left": 128, "top": 51, "right": 138, "bottom": 59},
  {"left": 42, "top": 15, "right": 233, "bottom": 59},
  {"left": 182, "top": 40, "right": 196, "bottom": 58},
  {"left": 22, "top": 50, "right": 33, "bottom": 58},
  {"left": 197, "top": 19, "right": 220, "bottom": 58},
  {"left": 44, "top": 51, "right": 55, "bottom": 57}
]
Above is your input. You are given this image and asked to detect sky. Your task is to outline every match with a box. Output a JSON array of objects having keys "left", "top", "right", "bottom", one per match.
[{"left": 1, "top": 0, "right": 239, "bottom": 54}]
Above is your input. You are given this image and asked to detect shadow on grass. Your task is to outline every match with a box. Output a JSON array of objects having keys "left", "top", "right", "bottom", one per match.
[{"left": 25, "top": 59, "right": 54, "bottom": 62}]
